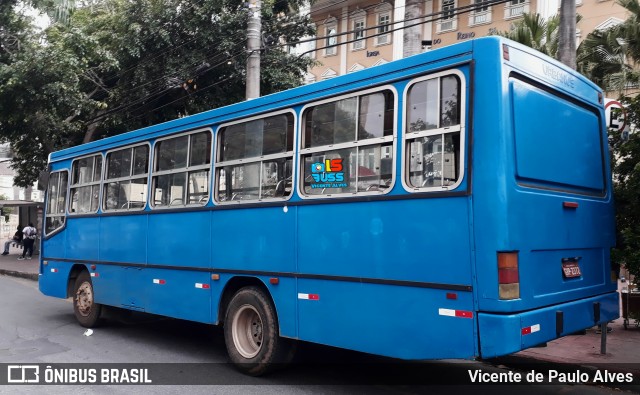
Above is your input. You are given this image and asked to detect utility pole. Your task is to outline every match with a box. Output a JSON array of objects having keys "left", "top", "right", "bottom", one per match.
[
  {"left": 246, "top": 0, "right": 262, "bottom": 100},
  {"left": 558, "top": 0, "right": 576, "bottom": 70}
]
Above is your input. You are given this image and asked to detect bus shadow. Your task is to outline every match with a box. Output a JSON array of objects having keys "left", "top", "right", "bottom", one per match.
[{"left": 95, "top": 307, "right": 480, "bottom": 385}]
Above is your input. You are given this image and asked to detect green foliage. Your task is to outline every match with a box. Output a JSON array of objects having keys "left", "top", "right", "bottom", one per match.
[
  {"left": 611, "top": 96, "right": 640, "bottom": 280},
  {"left": 576, "top": 0, "right": 640, "bottom": 280},
  {"left": 577, "top": 0, "right": 640, "bottom": 93},
  {"left": 0, "top": 0, "right": 316, "bottom": 187},
  {"left": 495, "top": 13, "right": 561, "bottom": 59},
  {"left": 0, "top": 194, "right": 13, "bottom": 215}
]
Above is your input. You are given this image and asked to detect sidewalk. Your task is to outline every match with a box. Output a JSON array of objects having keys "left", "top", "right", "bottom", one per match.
[
  {"left": 508, "top": 280, "right": 640, "bottom": 377},
  {"left": 0, "top": 243, "right": 39, "bottom": 280},
  {"left": 0, "top": 252, "right": 638, "bottom": 380},
  {"left": 504, "top": 316, "right": 640, "bottom": 375}
]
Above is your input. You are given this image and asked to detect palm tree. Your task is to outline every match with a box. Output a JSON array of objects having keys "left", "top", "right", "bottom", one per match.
[
  {"left": 495, "top": 13, "right": 561, "bottom": 58},
  {"left": 577, "top": 29, "right": 638, "bottom": 95},
  {"left": 577, "top": 0, "right": 640, "bottom": 94},
  {"left": 617, "top": 0, "right": 640, "bottom": 63},
  {"left": 558, "top": 0, "right": 576, "bottom": 69},
  {"left": 403, "top": 0, "right": 422, "bottom": 57}
]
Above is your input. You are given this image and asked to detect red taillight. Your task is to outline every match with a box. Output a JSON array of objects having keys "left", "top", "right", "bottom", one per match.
[
  {"left": 563, "top": 201, "right": 579, "bottom": 209},
  {"left": 498, "top": 252, "right": 520, "bottom": 300}
]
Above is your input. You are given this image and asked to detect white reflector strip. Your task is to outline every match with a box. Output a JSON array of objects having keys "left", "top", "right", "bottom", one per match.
[
  {"left": 438, "top": 308, "right": 473, "bottom": 319},
  {"left": 439, "top": 308, "right": 456, "bottom": 317},
  {"left": 50, "top": 268, "right": 58, "bottom": 273},
  {"left": 153, "top": 279, "right": 166, "bottom": 285},
  {"left": 195, "top": 283, "right": 210, "bottom": 289},
  {"left": 90, "top": 272, "right": 99, "bottom": 277},
  {"left": 522, "top": 324, "right": 541, "bottom": 335},
  {"left": 298, "top": 293, "right": 319, "bottom": 300}
]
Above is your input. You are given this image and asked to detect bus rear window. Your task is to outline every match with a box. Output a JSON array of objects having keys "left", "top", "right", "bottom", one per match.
[{"left": 511, "top": 79, "right": 605, "bottom": 194}]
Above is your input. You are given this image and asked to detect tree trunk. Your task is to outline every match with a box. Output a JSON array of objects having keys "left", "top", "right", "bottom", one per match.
[
  {"left": 403, "top": 0, "right": 422, "bottom": 58},
  {"left": 82, "top": 110, "right": 106, "bottom": 144},
  {"left": 558, "top": 0, "right": 576, "bottom": 69}
]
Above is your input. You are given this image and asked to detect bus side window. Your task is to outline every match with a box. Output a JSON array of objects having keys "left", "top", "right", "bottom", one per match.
[
  {"left": 300, "top": 89, "right": 395, "bottom": 197},
  {"left": 45, "top": 171, "right": 68, "bottom": 234},
  {"left": 405, "top": 74, "right": 462, "bottom": 190},
  {"left": 69, "top": 154, "right": 102, "bottom": 214},
  {"left": 104, "top": 145, "right": 149, "bottom": 211},
  {"left": 152, "top": 130, "right": 211, "bottom": 208},
  {"left": 215, "top": 113, "right": 294, "bottom": 203}
]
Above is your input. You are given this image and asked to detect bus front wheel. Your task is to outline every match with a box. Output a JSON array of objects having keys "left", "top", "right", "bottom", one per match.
[
  {"left": 224, "top": 286, "right": 293, "bottom": 375},
  {"left": 73, "top": 271, "right": 102, "bottom": 328}
]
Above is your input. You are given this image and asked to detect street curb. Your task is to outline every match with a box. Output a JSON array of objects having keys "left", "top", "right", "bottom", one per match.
[{"left": 0, "top": 269, "right": 38, "bottom": 281}]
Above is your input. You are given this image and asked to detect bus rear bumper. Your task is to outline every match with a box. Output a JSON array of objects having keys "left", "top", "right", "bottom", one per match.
[{"left": 478, "top": 292, "right": 619, "bottom": 358}]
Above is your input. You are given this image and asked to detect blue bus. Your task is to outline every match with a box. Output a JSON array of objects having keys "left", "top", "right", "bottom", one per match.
[{"left": 39, "top": 37, "right": 618, "bottom": 375}]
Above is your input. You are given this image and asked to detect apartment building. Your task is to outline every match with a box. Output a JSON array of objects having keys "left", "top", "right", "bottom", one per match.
[{"left": 306, "top": 0, "right": 629, "bottom": 82}]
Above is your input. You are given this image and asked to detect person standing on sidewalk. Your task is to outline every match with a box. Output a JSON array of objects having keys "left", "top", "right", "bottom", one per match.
[
  {"left": 18, "top": 223, "right": 37, "bottom": 260},
  {"left": 2, "top": 225, "right": 23, "bottom": 255}
]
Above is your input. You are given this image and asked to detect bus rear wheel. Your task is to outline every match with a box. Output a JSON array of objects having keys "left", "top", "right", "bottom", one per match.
[
  {"left": 73, "top": 271, "right": 102, "bottom": 328},
  {"left": 224, "top": 286, "right": 293, "bottom": 376}
]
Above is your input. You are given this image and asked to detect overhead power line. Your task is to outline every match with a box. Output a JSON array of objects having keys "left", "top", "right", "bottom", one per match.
[
  {"left": 128, "top": 0, "right": 512, "bottom": 121},
  {"left": 85, "top": 0, "right": 512, "bottom": 124},
  {"left": 283, "top": 0, "right": 513, "bottom": 55}
]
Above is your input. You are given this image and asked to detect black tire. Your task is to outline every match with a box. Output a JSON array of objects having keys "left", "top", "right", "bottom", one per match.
[
  {"left": 73, "top": 271, "right": 102, "bottom": 328},
  {"left": 223, "top": 286, "right": 295, "bottom": 376}
]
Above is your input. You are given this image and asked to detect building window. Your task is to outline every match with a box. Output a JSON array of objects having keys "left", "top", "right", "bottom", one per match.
[
  {"left": 287, "top": 28, "right": 316, "bottom": 59},
  {"left": 374, "top": 3, "right": 392, "bottom": 46},
  {"left": 470, "top": 0, "right": 492, "bottom": 26},
  {"left": 300, "top": 89, "right": 395, "bottom": 197},
  {"left": 215, "top": 113, "right": 294, "bottom": 203},
  {"left": 439, "top": 0, "right": 457, "bottom": 32},
  {"left": 103, "top": 144, "right": 149, "bottom": 211},
  {"left": 504, "top": 0, "right": 529, "bottom": 19},
  {"left": 324, "top": 17, "right": 338, "bottom": 56},
  {"left": 351, "top": 10, "right": 367, "bottom": 51},
  {"left": 349, "top": 63, "right": 365, "bottom": 73},
  {"left": 152, "top": 130, "right": 212, "bottom": 208},
  {"left": 69, "top": 154, "right": 102, "bottom": 214},
  {"left": 45, "top": 171, "right": 68, "bottom": 234},
  {"left": 304, "top": 73, "right": 317, "bottom": 84},
  {"left": 321, "top": 68, "right": 338, "bottom": 80},
  {"left": 404, "top": 72, "right": 464, "bottom": 191}
]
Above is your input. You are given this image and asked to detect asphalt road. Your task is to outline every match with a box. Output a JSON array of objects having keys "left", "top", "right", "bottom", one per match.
[{"left": 0, "top": 274, "right": 629, "bottom": 395}]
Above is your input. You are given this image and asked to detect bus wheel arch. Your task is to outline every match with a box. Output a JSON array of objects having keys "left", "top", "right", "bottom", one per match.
[
  {"left": 72, "top": 269, "right": 102, "bottom": 328},
  {"left": 66, "top": 264, "right": 88, "bottom": 298},
  {"left": 221, "top": 278, "right": 294, "bottom": 375},
  {"left": 218, "top": 276, "right": 273, "bottom": 324}
]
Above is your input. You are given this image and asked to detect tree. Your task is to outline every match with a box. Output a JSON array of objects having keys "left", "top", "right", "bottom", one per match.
[
  {"left": 0, "top": 11, "right": 116, "bottom": 186},
  {"left": 577, "top": 28, "right": 638, "bottom": 95},
  {"left": 558, "top": 0, "right": 576, "bottom": 69},
  {"left": 616, "top": 0, "right": 640, "bottom": 63},
  {"left": 403, "top": 0, "right": 422, "bottom": 58},
  {"left": 0, "top": 0, "right": 316, "bottom": 187},
  {"left": 495, "top": 13, "right": 561, "bottom": 58},
  {"left": 577, "top": 0, "right": 640, "bottom": 94},
  {"left": 610, "top": 95, "right": 640, "bottom": 281}
]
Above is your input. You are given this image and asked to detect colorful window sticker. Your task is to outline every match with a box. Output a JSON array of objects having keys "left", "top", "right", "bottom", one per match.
[{"left": 310, "top": 158, "right": 348, "bottom": 189}]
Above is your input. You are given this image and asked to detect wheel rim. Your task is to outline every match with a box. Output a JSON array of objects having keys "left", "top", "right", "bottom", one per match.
[
  {"left": 231, "top": 304, "right": 263, "bottom": 359},
  {"left": 76, "top": 281, "right": 93, "bottom": 317}
]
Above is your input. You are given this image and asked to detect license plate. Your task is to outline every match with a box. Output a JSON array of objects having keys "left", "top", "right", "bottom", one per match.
[{"left": 562, "top": 261, "right": 582, "bottom": 278}]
